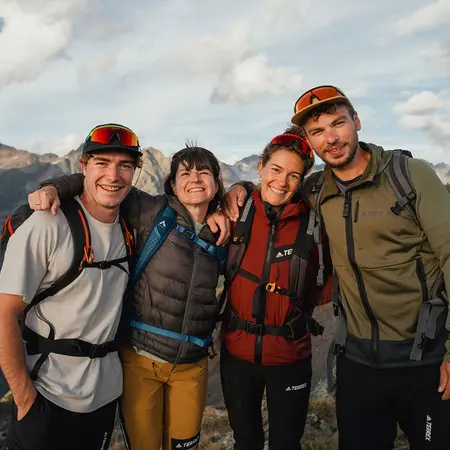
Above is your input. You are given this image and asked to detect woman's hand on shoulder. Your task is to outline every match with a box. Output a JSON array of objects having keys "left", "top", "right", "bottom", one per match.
[
  {"left": 221, "top": 185, "right": 248, "bottom": 222},
  {"left": 206, "top": 210, "right": 231, "bottom": 246}
]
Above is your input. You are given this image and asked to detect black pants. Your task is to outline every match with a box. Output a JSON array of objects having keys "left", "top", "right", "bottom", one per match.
[
  {"left": 336, "top": 357, "right": 450, "bottom": 450},
  {"left": 220, "top": 349, "right": 312, "bottom": 450},
  {"left": 5, "top": 391, "right": 117, "bottom": 450}
]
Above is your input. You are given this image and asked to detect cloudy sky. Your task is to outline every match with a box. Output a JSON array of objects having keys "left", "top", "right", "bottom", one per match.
[{"left": 0, "top": 0, "right": 449, "bottom": 164}]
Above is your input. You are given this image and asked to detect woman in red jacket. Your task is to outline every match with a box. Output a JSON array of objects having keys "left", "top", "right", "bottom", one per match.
[{"left": 220, "top": 127, "right": 332, "bottom": 450}]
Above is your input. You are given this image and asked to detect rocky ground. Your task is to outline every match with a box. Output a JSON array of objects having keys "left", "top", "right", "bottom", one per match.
[{"left": 1, "top": 381, "right": 410, "bottom": 450}]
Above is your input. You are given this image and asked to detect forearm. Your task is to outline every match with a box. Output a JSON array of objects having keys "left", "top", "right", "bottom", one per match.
[
  {"left": 39, "top": 173, "right": 84, "bottom": 199},
  {"left": 0, "top": 311, "right": 34, "bottom": 405}
]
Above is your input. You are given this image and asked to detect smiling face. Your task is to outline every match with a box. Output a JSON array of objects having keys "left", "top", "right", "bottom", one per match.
[
  {"left": 259, "top": 149, "right": 305, "bottom": 206},
  {"left": 81, "top": 151, "right": 135, "bottom": 215},
  {"left": 171, "top": 162, "right": 219, "bottom": 210},
  {"left": 303, "top": 104, "right": 361, "bottom": 169}
]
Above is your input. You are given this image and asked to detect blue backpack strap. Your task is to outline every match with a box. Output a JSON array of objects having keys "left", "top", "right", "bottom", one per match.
[
  {"left": 130, "top": 320, "right": 212, "bottom": 348},
  {"left": 174, "top": 224, "right": 227, "bottom": 268},
  {"left": 131, "top": 204, "right": 176, "bottom": 286}
]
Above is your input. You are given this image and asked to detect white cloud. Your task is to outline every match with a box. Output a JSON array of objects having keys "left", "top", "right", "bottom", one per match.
[
  {"left": 421, "top": 39, "right": 450, "bottom": 69},
  {"left": 162, "top": 18, "right": 303, "bottom": 104},
  {"left": 163, "top": 20, "right": 251, "bottom": 76},
  {"left": 0, "top": 0, "right": 89, "bottom": 89},
  {"left": 393, "top": 91, "right": 446, "bottom": 115},
  {"left": 222, "top": 154, "right": 242, "bottom": 165},
  {"left": 53, "top": 133, "right": 83, "bottom": 154},
  {"left": 210, "top": 53, "right": 303, "bottom": 104},
  {"left": 396, "top": 0, "right": 450, "bottom": 36},
  {"left": 345, "top": 82, "right": 371, "bottom": 99},
  {"left": 78, "top": 54, "right": 117, "bottom": 82},
  {"left": 0, "top": 1, "right": 449, "bottom": 165},
  {"left": 394, "top": 90, "right": 450, "bottom": 150}
]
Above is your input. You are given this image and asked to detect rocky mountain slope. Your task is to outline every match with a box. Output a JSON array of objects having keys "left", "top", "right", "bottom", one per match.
[
  {"left": 1, "top": 143, "right": 448, "bottom": 224},
  {"left": 0, "top": 143, "right": 259, "bottom": 223}
]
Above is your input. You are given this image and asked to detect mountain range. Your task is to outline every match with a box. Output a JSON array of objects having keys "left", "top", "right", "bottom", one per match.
[
  {"left": 0, "top": 143, "right": 260, "bottom": 223},
  {"left": 1, "top": 143, "right": 449, "bottom": 224}
]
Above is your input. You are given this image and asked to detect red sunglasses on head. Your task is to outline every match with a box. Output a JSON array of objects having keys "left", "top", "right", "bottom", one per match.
[
  {"left": 270, "top": 134, "right": 313, "bottom": 158},
  {"left": 86, "top": 125, "right": 139, "bottom": 147}
]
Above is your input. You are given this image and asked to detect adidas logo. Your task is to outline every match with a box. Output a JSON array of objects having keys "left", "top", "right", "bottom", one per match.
[
  {"left": 174, "top": 435, "right": 200, "bottom": 448},
  {"left": 286, "top": 382, "right": 307, "bottom": 391},
  {"left": 425, "top": 415, "right": 432, "bottom": 441},
  {"left": 276, "top": 248, "right": 293, "bottom": 258}
]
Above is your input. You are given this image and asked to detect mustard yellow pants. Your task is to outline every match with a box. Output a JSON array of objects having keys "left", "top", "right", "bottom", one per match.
[{"left": 119, "top": 345, "right": 208, "bottom": 450}]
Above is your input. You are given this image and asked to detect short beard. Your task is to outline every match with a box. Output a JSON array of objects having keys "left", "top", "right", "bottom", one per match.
[{"left": 325, "top": 142, "right": 358, "bottom": 169}]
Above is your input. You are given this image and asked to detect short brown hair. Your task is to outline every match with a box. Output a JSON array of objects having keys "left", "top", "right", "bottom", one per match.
[
  {"left": 260, "top": 125, "right": 315, "bottom": 177},
  {"left": 298, "top": 102, "right": 356, "bottom": 129}
]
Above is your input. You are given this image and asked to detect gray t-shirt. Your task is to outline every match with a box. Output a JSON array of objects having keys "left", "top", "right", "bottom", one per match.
[{"left": 0, "top": 197, "right": 128, "bottom": 413}]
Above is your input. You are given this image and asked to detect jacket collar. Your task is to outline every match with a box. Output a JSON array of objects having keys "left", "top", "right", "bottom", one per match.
[
  {"left": 166, "top": 195, "right": 217, "bottom": 242},
  {"left": 320, "top": 142, "right": 388, "bottom": 203}
]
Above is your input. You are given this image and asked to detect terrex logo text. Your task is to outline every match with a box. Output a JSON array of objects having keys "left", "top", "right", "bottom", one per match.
[
  {"left": 425, "top": 415, "right": 432, "bottom": 442},
  {"left": 285, "top": 382, "right": 307, "bottom": 392}
]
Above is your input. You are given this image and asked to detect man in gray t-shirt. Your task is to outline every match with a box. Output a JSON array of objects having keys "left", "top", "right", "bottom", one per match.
[{"left": 0, "top": 123, "right": 142, "bottom": 450}]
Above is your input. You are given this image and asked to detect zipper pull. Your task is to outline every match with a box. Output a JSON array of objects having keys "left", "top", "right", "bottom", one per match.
[
  {"left": 354, "top": 200, "right": 360, "bottom": 223},
  {"left": 343, "top": 194, "right": 350, "bottom": 218}
]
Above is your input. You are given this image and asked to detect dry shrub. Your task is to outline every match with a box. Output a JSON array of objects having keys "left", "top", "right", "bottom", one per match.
[{"left": 308, "top": 395, "right": 335, "bottom": 419}]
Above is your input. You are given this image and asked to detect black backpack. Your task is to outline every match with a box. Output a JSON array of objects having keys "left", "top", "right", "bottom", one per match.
[{"left": 0, "top": 198, "right": 134, "bottom": 380}]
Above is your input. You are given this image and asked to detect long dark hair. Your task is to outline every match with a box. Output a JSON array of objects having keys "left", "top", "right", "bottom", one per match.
[{"left": 164, "top": 145, "right": 225, "bottom": 214}]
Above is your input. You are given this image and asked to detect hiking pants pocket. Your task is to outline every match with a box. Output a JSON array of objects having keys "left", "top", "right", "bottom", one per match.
[{"left": 6, "top": 392, "right": 117, "bottom": 450}]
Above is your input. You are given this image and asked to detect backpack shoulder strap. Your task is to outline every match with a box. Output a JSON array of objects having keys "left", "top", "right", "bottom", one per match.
[
  {"left": 226, "top": 196, "right": 255, "bottom": 283},
  {"left": 308, "top": 171, "right": 326, "bottom": 287},
  {"left": 308, "top": 170, "right": 326, "bottom": 213},
  {"left": 130, "top": 198, "right": 175, "bottom": 287},
  {"left": 385, "top": 150, "right": 420, "bottom": 227},
  {"left": 119, "top": 216, "right": 134, "bottom": 259},
  {"left": 289, "top": 209, "right": 315, "bottom": 294},
  {"left": 24, "top": 198, "right": 90, "bottom": 315},
  {"left": 218, "top": 196, "right": 256, "bottom": 317},
  {"left": 0, "top": 204, "right": 35, "bottom": 268}
]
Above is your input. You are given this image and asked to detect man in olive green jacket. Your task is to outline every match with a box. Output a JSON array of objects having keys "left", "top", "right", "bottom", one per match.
[{"left": 225, "top": 85, "right": 450, "bottom": 450}]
